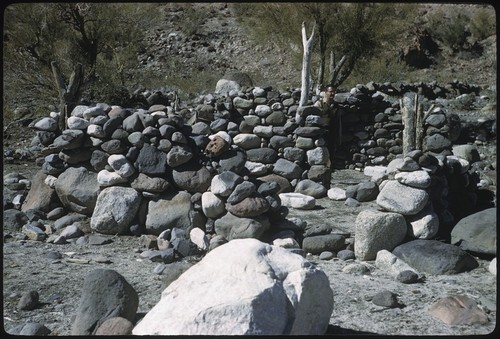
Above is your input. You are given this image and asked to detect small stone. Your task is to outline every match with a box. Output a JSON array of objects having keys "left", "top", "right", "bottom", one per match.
[
  {"left": 396, "top": 270, "right": 420, "bottom": 284},
  {"left": 17, "top": 290, "right": 40, "bottom": 311},
  {"left": 95, "top": 317, "right": 134, "bottom": 335},
  {"left": 319, "top": 251, "right": 335, "bottom": 260},
  {"left": 337, "top": 249, "right": 355, "bottom": 261},
  {"left": 372, "top": 290, "right": 400, "bottom": 308}
]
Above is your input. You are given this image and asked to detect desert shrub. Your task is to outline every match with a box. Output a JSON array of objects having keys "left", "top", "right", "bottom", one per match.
[
  {"left": 346, "top": 55, "right": 412, "bottom": 88},
  {"left": 233, "top": 3, "right": 415, "bottom": 88},
  {"left": 469, "top": 7, "right": 496, "bottom": 41},
  {"left": 427, "top": 10, "right": 471, "bottom": 52},
  {"left": 3, "top": 3, "right": 162, "bottom": 121}
]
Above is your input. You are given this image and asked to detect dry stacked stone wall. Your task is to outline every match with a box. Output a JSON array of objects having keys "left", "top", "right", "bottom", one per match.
[{"left": 21, "top": 81, "right": 493, "bottom": 244}]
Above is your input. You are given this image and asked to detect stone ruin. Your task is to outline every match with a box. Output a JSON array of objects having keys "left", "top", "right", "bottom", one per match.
[{"left": 4, "top": 80, "right": 496, "bottom": 261}]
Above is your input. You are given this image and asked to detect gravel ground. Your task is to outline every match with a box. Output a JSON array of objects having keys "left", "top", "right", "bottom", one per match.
[{"left": 2, "top": 167, "right": 496, "bottom": 336}]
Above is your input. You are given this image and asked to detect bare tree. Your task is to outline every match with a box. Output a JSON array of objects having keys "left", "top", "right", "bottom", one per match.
[
  {"left": 297, "top": 21, "right": 316, "bottom": 123},
  {"left": 51, "top": 61, "right": 83, "bottom": 131}
]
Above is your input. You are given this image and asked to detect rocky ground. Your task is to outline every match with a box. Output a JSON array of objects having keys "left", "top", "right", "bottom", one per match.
[
  {"left": 2, "top": 162, "right": 497, "bottom": 336},
  {"left": 2, "top": 3, "right": 497, "bottom": 336}
]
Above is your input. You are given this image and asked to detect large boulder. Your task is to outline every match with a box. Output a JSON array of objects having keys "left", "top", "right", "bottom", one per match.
[
  {"left": 54, "top": 167, "right": 99, "bottom": 216},
  {"left": 376, "top": 180, "right": 428, "bottom": 215},
  {"left": 450, "top": 207, "right": 496, "bottom": 256},
  {"left": 132, "top": 239, "right": 333, "bottom": 335},
  {"left": 91, "top": 187, "right": 142, "bottom": 235},
  {"left": 355, "top": 209, "right": 408, "bottom": 261},
  {"left": 72, "top": 269, "right": 138, "bottom": 335},
  {"left": 146, "top": 191, "right": 193, "bottom": 235},
  {"left": 392, "top": 239, "right": 479, "bottom": 275},
  {"left": 21, "top": 170, "right": 58, "bottom": 213}
]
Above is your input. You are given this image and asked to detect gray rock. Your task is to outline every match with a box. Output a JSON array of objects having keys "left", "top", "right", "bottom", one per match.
[
  {"left": 424, "top": 134, "right": 452, "bottom": 153},
  {"left": 58, "top": 148, "right": 93, "bottom": 165},
  {"left": 53, "top": 213, "right": 87, "bottom": 231},
  {"left": 122, "top": 112, "right": 144, "bottom": 132},
  {"left": 406, "top": 204, "right": 439, "bottom": 239},
  {"left": 17, "top": 290, "right": 40, "bottom": 310},
  {"left": 279, "top": 192, "right": 315, "bottom": 209},
  {"left": 376, "top": 180, "right": 428, "bottom": 215},
  {"left": 337, "top": 249, "right": 356, "bottom": 261},
  {"left": 396, "top": 270, "right": 420, "bottom": 284},
  {"left": 71, "top": 269, "right": 138, "bottom": 335},
  {"left": 100, "top": 139, "right": 127, "bottom": 154},
  {"left": 452, "top": 144, "right": 481, "bottom": 163},
  {"left": 394, "top": 170, "right": 431, "bottom": 188},
  {"left": 46, "top": 207, "right": 66, "bottom": 220},
  {"left": 269, "top": 135, "right": 294, "bottom": 149},
  {"left": 302, "top": 234, "right": 345, "bottom": 255},
  {"left": 355, "top": 209, "right": 408, "bottom": 261},
  {"left": 211, "top": 171, "right": 243, "bottom": 197},
  {"left": 306, "top": 147, "right": 329, "bottom": 165},
  {"left": 134, "top": 143, "right": 168, "bottom": 176},
  {"left": 450, "top": 207, "right": 496, "bottom": 256},
  {"left": 90, "top": 150, "right": 109, "bottom": 172},
  {"left": 218, "top": 149, "right": 247, "bottom": 174},
  {"left": 166, "top": 145, "right": 193, "bottom": 167},
  {"left": 171, "top": 162, "right": 213, "bottom": 193},
  {"left": 107, "top": 154, "right": 135, "bottom": 178},
  {"left": 9, "top": 322, "right": 51, "bottom": 336},
  {"left": 130, "top": 173, "right": 170, "bottom": 193},
  {"left": 273, "top": 158, "right": 302, "bottom": 179},
  {"left": 20, "top": 171, "right": 56, "bottom": 213},
  {"left": 372, "top": 290, "right": 400, "bottom": 308},
  {"left": 51, "top": 129, "right": 85, "bottom": 150},
  {"left": 146, "top": 191, "right": 193, "bottom": 235},
  {"left": 227, "top": 181, "right": 257, "bottom": 204},
  {"left": 294, "top": 179, "right": 327, "bottom": 198},
  {"left": 319, "top": 251, "right": 335, "bottom": 260},
  {"left": 283, "top": 147, "right": 305, "bottom": 162},
  {"left": 102, "top": 116, "right": 124, "bottom": 137},
  {"left": 33, "top": 117, "right": 58, "bottom": 131},
  {"left": 392, "top": 239, "right": 479, "bottom": 275},
  {"left": 201, "top": 191, "right": 226, "bottom": 218},
  {"left": 161, "top": 261, "right": 194, "bottom": 289},
  {"left": 67, "top": 116, "right": 90, "bottom": 129},
  {"left": 91, "top": 187, "right": 142, "bottom": 235},
  {"left": 214, "top": 213, "right": 270, "bottom": 240},
  {"left": 3, "top": 208, "right": 29, "bottom": 232},
  {"left": 355, "top": 181, "right": 379, "bottom": 202},
  {"left": 54, "top": 167, "right": 99, "bottom": 216},
  {"left": 97, "top": 169, "right": 128, "bottom": 187},
  {"left": 246, "top": 148, "right": 278, "bottom": 164}
]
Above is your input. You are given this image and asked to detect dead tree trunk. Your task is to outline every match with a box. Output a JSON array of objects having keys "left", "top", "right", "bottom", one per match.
[
  {"left": 297, "top": 21, "right": 316, "bottom": 123},
  {"left": 401, "top": 92, "right": 417, "bottom": 156},
  {"left": 51, "top": 61, "right": 83, "bottom": 131},
  {"left": 402, "top": 91, "right": 434, "bottom": 154},
  {"left": 328, "top": 52, "right": 346, "bottom": 87}
]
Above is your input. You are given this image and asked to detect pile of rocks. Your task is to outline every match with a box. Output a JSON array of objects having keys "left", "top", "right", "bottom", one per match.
[
  {"left": 332, "top": 81, "right": 491, "bottom": 170},
  {"left": 3, "top": 80, "right": 495, "bottom": 262}
]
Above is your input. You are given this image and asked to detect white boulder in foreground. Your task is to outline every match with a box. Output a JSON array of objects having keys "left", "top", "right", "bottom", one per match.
[{"left": 132, "top": 238, "right": 333, "bottom": 335}]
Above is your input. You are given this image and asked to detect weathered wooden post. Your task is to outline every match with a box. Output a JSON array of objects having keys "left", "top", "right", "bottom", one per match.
[
  {"left": 51, "top": 61, "right": 83, "bottom": 131},
  {"left": 401, "top": 92, "right": 417, "bottom": 156},
  {"left": 402, "top": 91, "right": 435, "bottom": 154},
  {"left": 415, "top": 100, "right": 425, "bottom": 151},
  {"left": 297, "top": 21, "right": 316, "bottom": 123}
]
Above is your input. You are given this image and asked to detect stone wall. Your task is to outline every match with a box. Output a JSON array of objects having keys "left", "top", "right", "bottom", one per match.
[{"left": 18, "top": 81, "right": 494, "bottom": 245}]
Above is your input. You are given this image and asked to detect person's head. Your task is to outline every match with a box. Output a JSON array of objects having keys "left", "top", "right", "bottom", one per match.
[{"left": 323, "top": 85, "right": 336, "bottom": 104}]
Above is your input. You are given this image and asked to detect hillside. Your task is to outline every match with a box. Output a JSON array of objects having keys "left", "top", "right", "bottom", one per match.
[{"left": 137, "top": 3, "right": 496, "bottom": 96}]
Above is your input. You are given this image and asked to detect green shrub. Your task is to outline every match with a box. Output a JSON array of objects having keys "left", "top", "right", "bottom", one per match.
[
  {"left": 427, "top": 10, "right": 471, "bottom": 52},
  {"left": 469, "top": 7, "right": 496, "bottom": 41}
]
